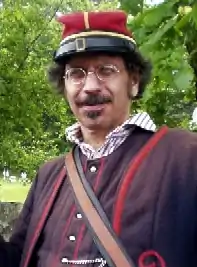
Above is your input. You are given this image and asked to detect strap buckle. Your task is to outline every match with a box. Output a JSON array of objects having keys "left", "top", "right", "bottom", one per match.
[{"left": 75, "top": 38, "right": 86, "bottom": 51}]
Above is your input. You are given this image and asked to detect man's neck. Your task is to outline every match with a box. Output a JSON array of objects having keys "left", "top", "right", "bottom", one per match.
[
  {"left": 80, "top": 116, "right": 130, "bottom": 149},
  {"left": 81, "top": 128, "right": 109, "bottom": 149}
]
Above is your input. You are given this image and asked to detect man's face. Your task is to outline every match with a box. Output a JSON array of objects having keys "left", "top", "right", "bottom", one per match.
[{"left": 64, "top": 54, "right": 138, "bottom": 131}]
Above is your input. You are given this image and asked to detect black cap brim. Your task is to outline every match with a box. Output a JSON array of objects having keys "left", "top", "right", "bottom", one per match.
[{"left": 54, "top": 35, "right": 136, "bottom": 64}]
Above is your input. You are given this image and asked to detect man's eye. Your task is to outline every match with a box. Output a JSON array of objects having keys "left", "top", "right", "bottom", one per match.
[
  {"left": 70, "top": 69, "right": 84, "bottom": 79},
  {"left": 99, "top": 66, "right": 115, "bottom": 76}
]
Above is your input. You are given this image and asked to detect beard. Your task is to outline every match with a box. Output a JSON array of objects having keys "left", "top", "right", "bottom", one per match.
[{"left": 86, "top": 110, "right": 102, "bottom": 119}]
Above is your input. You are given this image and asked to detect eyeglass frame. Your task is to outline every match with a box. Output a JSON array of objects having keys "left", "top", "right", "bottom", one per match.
[{"left": 64, "top": 64, "right": 121, "bottom": 85}]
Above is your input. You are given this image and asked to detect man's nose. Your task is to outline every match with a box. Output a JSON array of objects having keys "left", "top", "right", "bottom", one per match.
[{"left": 82, "top": 72, "right": 101, "bottom": 93}]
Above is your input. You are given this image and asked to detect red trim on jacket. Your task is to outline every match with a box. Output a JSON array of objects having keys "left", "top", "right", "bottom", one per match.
[
  {"left": 138, "top": 250, "right": 166, "bottom": 267},
  {"left": 113, "top": 126, "right": 168, "bottom": 235}
]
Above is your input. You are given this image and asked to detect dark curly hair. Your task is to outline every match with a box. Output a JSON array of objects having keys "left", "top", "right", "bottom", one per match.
[{"left": 48, "top": 50, "right": 152, "bottom": 99}]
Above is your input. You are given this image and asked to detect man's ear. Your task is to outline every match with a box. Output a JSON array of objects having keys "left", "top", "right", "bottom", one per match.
[
  {"left": 129, "top": 73, "right": 140, "bottom": 98},
  {"left": 131, "top": 83, "right": 139, "bottom": 98}
]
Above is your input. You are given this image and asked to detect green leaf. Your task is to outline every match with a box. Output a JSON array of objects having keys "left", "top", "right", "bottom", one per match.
[
  {"left": 191, "top": 3, "right": 197, "bottom": 28},
  {"left": 174, "top": 69, "right": 194, "bottom": 90},
  {"left": 143, "top": 3, "right": 175, "bottom": 27},
  {"left": 144, "top": 15, "right": 178, "bottom": 46},
  {"left": 174, "top": 13, "right": 190, "bottom": 30}
]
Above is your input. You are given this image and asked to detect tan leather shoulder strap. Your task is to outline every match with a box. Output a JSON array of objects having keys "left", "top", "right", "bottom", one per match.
[{"left": 66, "top": 151, "right": 134, "bottom": 267}]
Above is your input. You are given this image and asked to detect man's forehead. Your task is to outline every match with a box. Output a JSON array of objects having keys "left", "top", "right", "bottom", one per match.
[{"left": 67, "top": 53, "right": 124, "bottom": 66}]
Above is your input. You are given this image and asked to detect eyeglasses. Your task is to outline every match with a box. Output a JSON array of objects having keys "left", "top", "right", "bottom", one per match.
[{"left": 64, "top": 64, "right": 120, "bottom": 85}]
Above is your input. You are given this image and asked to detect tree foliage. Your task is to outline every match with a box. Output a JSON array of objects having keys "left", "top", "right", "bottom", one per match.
[
  {"left": 1, "top": 0, "right": 197, "bottom": 177},
  {"left": 0, "top": 0, "right": 118, "bottom": 177},
  {"left": 120, "top": 0, "right": 197, "bottom": 128}
]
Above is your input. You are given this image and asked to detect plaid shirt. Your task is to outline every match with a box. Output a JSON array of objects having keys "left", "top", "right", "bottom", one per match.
[{"left": 65, "top": 112, "right": 156, "bottom": 159}]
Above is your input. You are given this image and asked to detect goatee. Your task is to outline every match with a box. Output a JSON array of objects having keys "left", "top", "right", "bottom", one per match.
[{"left": 86, "top": 110, "right": 102, "bottom": 119}]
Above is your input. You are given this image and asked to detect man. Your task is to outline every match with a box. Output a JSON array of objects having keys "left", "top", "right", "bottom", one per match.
[{"left": 0, "top": 10, "right": 197, "bottom": 267}]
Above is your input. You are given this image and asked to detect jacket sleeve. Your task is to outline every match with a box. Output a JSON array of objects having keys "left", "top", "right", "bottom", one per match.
[{"left": 0, "top": 173, "right": 39, "bottom": 267}]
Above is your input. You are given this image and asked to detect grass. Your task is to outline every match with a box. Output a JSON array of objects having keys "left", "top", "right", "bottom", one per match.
[{"left": 0, "top": 181, "right": 30, "bottom": 203}]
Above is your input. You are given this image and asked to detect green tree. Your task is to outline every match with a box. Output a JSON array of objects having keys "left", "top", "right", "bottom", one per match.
[
  {"left": 0, "top": 0, "right": 118, "bottom": 178},
  {"left": 120, "top": 0, "right": 197, "bottom": 128}
]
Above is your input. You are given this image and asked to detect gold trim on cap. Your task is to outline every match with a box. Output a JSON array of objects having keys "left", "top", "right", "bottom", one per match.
[
  {"left": 60, "top": 30, "right": 136, "bottom": 45},
  {"left": 84, "top": 12, "right": 90, "bottom": 29}
]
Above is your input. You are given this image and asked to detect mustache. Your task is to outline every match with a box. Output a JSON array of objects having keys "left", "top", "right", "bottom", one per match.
[{"left": 76, "top": 94, "right": 112, "bottom": 107}]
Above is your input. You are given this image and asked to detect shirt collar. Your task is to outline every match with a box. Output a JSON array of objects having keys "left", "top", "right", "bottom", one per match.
[{"left": 65, "top": 112, "right": 156, "bottom": 144}]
